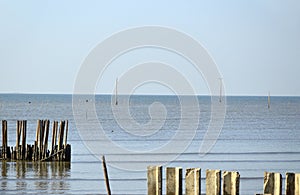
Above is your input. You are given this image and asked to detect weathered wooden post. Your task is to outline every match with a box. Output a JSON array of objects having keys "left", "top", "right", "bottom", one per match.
[
  {"left": 166, "top": 167, "right": 182, "bottom": 195},
  {"left": 206, "top": 169, "right": 221, "bottom": 195},
  {"left": 35, "top": 120, "right": 40, "bottom": 149},
  {"left": 264, "top": 172, "right": 282, "bottom": 195},
  {"left": 286, "top": 172, "right": 295, "bottom": 195},
  {"left": 58, "top": 120, "right": 65, "bottom": 151},
  {"left": 147, "top": 165, "right": 162, "bottom": 195},
  {"left": 2, "top": 120, "right": 8, "bottom": 159},
  {"left": 58, "top": 120, "right": 65, "bottom": 160},
  {"left": 51, "top": 121, "right": 57, "bottom": 154},
  {"left": 63, "top": 120, "right": 68, "bottom": 148},
  {"left": 42, "top": 120, "right": 49, "bottom": 159},
  {"left": 185, "top": 168, "right": 201, "bottom": 195},
  {"left": 26, "top": 144, "right": 32, "bottom": 160},
  {"left": 296, "top": 173, "right": 300, "bottom": 195},
  {"left": 286, "top": 173, "right": 300, "bottom": 195},
  {"left": 21, "top": 120, "right": 27, "bottom": 160},
  {"left": 39, "top": 120, "right": 45, "bottom": 159},
  {"left": 35, "top": 120, "right": 41, "bottom": 160},
  {"left": 64, "top": 144, "right": 71, "bottom": 161},
  {"left": 16, "top": 120, "right": 22, "bottom": 160},
  {"left": 223, "top": 171, "right": 240, "bottom": 195}
]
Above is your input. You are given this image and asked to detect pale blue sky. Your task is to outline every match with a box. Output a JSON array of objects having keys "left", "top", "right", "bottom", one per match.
[{"left": 0, "top": 0, "right": 299, "bottom": 95}]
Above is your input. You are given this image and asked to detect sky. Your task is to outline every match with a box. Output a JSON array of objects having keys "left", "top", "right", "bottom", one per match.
[{"left": 0, "top": 0, "right": 299, "bottom": 96}]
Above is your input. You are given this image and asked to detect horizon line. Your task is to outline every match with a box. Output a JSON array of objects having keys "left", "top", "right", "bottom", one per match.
[{"left": 0, "top": 92, "right": 299, "bottom": 97}]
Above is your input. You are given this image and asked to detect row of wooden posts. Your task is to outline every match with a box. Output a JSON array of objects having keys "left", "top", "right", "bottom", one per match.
[
  {"left": 0, "top": 120, "right": 71, "bottom": 161},
  {"left": 147, "top": 166, "right": 300, "bottom": 195}
]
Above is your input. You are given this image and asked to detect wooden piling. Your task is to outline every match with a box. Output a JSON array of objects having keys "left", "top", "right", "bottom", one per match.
[
  {"left": 296, "top": 173, "right": 300, "bottom": 195},
  {"left": 264, "top": 172, "right": 282, "bottom": 195},
  {"left": 147, "top": 165, "right": 162, "bottom": 195},
  {"left": 35, "top": 120, "right": 41, "bottom": 160},
  {"left": 206, "top": 169, "right": 221, "bottom": 195},
  {"left": 51, "top": 121, "right": 57, "bottom": 154},
  {"left": 58, "top": 121, "right": 65, "bottom": 151},
  {"left": 282, "top": 172, "right": 300, "bottom": 195},
  {"left": 26, "top": 144, "right": 32, "bottom": 160},
  {"left": 223, "top": 171, "right": 240, "bottom": 195},
  {"left": 166, "top": 167, "right": 182, "bottom": 195},
  {"left": 64, "top": 144, "right": 71, "bottom": 161},
  {"left": 185, "top": 168, "right": 200, "bottom": 195},
  {"left": 42, "top": 120, "right": 50, "bottom": 159},
  {"left": 21, "top": 120, "right": 27, "bottom": 160},
  {"left": 286, "top": 173, "right": 295, "bottom": 195},
  {"left": 63, "top": 120, "right": 68, "bottom": 148},
  {"left": 39, "top": 120, "right": 45, "bottom": 155},
  {"left": 2, "top": 120, "right": 8, "bottom": 159},
  {"left": 16, "top": 120, "right": 22, "bottom": 160},
  {"left": 35, "top": 120, "right": 40, "bottom": 148}
]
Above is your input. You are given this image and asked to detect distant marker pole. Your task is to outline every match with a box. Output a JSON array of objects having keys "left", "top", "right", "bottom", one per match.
[
  {"left": 268, "top": 91, "right": 271, "bottom": 109},
  {"left": 219, "top": 78, "right": 223, "bottom": 103}
]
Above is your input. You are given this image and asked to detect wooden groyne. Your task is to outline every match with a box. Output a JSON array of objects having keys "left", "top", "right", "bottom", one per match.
[
  {"left": 0, "top": 120, "right": 71, "bottom": 162},
  {"left": 147, "top": 166, "right": 299, "bottom": 195}
]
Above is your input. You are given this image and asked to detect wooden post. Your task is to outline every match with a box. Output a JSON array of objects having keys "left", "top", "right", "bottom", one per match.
[
  {"left": 102, "top": 155, "right": 111, "bottom": 195},
  {"left": 185, "top": 168, "right": 201, "bottom": 195},
  {"left": 32, "top": 141, "right": 36, "bottom": 161},
  {"left": 35, "top": 120, "right": 41, "bottom": 160},
  {"left": 166, "top": 167, "right": 182, "bottom": 195},
  {"left": 21, "top": 120, "right": 27, "bottom": 160},
  {"left": 26, "top": 144, "right": 32, "bottom": 160},
  {"left": 223, "top": 171, "right": 240, "bottom": 195},
  {"left": 264, "top": 172, "right": 282, "bottom": 195},
  {"left": 15, "top": 121, "right": 18, "bottom": 159},
  {"left": 2, "top": 120, "right": 8, "bottom": 159},
  {"left": 51, "top": 121, "right": 57, "bottom": 154},
  {"left": 206, "top": 169, "right": 221, "bottom": 195},
  {"left": 42, "top": 120, "right": 50, "bottom": 159},
  {"left": 63, "top": 120, "right": 68, "bottom": 148},
  {"left": 295, "top": 173, "right": 300, "bottom": 195},
  {"left": 147, "top": 165, "right": 162, "bottom": 195},
  {"left": 9, "top": 146, "right": 13, "bottom": 159},
  {"left": 35, "top": 120, "right": 40, "bottom": 147},
  {"left": 39, "top": 120, "right": 45, "bottom": 157},
  {"left": 286, "top": 173, "right": 295, "bottom": 195},
  {"left": 16, "top": 120, "right": 22, "bottom": 160},
  {"left": 64, "top": 144, "right": 71, "bottom": 161},
  {"left": 58, "top": 121, "right": 65, "bottom": 151}
]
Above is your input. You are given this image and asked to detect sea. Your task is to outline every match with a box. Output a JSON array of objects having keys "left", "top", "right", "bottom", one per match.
[{"left": 0, "top": 94, "right": 299, "bottom": 195}]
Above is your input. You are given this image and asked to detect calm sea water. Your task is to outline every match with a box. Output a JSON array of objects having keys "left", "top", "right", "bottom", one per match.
[{"left": 0, "top": 94, "right": 300, "bottom": 194}]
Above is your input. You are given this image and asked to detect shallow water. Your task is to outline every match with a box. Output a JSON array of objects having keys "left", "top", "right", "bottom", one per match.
[{"left": 0, "top": 94, "right": 300, "bottom": 194}]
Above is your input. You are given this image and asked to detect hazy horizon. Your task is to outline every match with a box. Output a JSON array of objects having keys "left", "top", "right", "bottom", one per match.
[{"left": 1, "top": 92, "right": 299, "bottom": 97}]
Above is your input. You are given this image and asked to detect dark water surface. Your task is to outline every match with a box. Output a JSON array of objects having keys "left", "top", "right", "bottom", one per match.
[{"left": 0, "top": 94, "right": 300, "bottom": 194}]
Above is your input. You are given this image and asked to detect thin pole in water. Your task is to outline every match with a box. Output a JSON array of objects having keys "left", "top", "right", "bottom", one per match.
[
  {"left": 115, "top": 78, "right": 118, "bottom": 106},
  {"left": 219, "top": 78, "right": 223, "bottom": 103},
  {"left": 102, "top": 155, "right": 111, "bottom": 195},
  {"left": 268, "top": 91, "right": 271, "bottom": 109}
]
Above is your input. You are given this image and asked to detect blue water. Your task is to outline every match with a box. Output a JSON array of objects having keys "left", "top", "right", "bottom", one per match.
[{"left": 0, "top": 94, "right": 300, "bottom": 194}]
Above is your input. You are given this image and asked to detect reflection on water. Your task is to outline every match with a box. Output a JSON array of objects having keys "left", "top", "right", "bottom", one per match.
[{"left": 1, "top": 161, "right": 70, "bottom": 194}]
